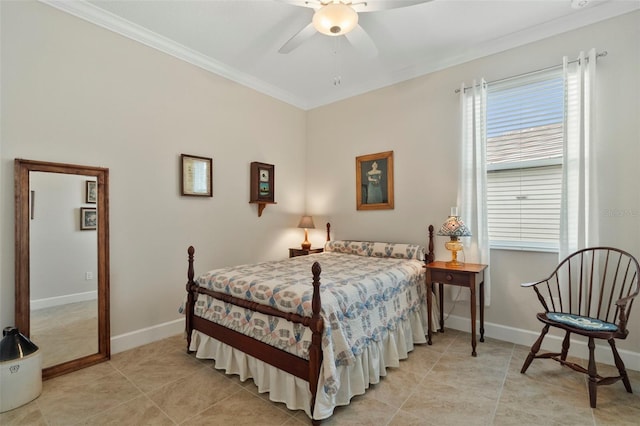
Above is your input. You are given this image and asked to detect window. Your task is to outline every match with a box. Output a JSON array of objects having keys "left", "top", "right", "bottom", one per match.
[{"left": 485, "top": 69, "right": 564, "bottom": 251}]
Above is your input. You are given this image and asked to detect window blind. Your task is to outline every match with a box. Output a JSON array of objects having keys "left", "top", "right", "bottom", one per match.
[
  {"left": 485, "top": 68, "right": 564, "bottom": 251},
  {"left": 487, "top": 165, "right": 562, "bottom": 249}
]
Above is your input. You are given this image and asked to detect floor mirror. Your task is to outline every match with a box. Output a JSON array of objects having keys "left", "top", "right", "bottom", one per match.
[{"left": 14, "top": 159, "right": 110, "bottom": 380}]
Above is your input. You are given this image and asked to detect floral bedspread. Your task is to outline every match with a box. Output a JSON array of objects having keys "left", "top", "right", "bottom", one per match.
[{"left": 182, "top": 242, "right": 426, "bottom": 394}]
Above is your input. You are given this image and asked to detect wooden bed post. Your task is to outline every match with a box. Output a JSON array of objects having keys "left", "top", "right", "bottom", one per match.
[
  {"left": 426, "top": 225, "right": 435, "bottom": 264},
  {"left": 185, "top": 246, "right": 196, "bottom": 352},
  {"left": 326, "top": 222, "right": 331, "bottom": 242},
  {"left": 309, "top": 261, "right": 323, "bottom": 424}
]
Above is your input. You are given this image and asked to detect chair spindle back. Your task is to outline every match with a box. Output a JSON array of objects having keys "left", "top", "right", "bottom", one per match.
[{"left": 532, "top": 247, "right": 639, "bottom": 330}]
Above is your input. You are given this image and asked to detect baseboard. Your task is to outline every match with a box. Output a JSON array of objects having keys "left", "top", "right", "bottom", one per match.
[
  {"left": 31, "top": 290, "right": 97, "bottom": 310},
  {"left": 110, "top": 315, "right": 640, "bottom": 372},
  {"left": 444, "top": 314, "right": 640, "bottom": 372},
  {"left": 110, "top": 318, "right": 184, "bottom": 354}
]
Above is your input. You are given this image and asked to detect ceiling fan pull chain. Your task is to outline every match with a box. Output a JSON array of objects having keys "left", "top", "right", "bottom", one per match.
[{"left": 332, "top": 37, "right": 343, "bottom": 86}]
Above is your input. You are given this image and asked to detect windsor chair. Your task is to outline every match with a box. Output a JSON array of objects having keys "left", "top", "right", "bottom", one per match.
[{"left": 520, "top": 247, "right": 640, "bottom": 408}]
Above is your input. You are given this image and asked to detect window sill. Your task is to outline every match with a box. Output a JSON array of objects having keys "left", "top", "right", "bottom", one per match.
[{"left": 489, "top": 243, "right": 558, "bottom": 253}]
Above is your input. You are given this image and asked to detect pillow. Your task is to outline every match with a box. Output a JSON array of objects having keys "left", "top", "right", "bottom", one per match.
[
  {"left": 324, "top": 240, "right": 372, "bottom": 257},
  {"left": 324, "top": 240, "right": 425, "bottom": 261}
]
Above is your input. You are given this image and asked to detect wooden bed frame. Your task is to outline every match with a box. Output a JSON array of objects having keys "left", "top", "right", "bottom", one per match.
[{"left": 184, "top": 223, "right": 435, "bottom": 424}]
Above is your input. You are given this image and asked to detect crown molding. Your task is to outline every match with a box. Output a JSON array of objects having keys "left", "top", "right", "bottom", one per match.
[
  {"left": 39, "top": 1, "right": 639, "bottom": 111},
  {"left": 39, "top": 0, "right": 310, "bottom": 110}
]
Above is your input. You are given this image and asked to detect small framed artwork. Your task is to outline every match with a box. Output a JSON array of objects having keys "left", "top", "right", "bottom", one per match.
[
  {"left": 181, "top": 154, "right": 213, "bottom": 197},
  {"left": 355, "top": 150, "right": 394, "bottom": 210},
  {"left": 250, "top": 162, "right": 275, "bottom": 203},
  {"left": 80, "top": 207, "right": 97, "bottom": 230},
  {"left": 86, "top": 180, "right": 97, "bottom": 204}
]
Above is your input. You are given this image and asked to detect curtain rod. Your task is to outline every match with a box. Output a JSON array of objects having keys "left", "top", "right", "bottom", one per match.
[{"left": 454, "top": 50, "right": 607, "bottom": 93}]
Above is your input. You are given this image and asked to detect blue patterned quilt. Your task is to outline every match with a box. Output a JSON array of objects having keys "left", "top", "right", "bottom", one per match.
[{"left": 184, "top": 242, "right": 426, "bottom": 394}]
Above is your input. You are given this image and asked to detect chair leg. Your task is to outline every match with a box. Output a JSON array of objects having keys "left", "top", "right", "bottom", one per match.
[
  {"left": 587, "top": 337, "right": 598, "bottom": 408},
  {"left": 521, "top": 324, "right": 550, "bottom": 374},
  {"left": 560, "top": 331, "right": 571, "bottom": 361},
  {"left": 609, "top": 338, "right": 632, "bottom": 393}
]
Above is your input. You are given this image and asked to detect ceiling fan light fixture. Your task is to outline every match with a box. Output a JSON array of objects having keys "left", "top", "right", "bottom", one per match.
[{"left": 312, "top": 3, "right": 358, "bottom": 36}]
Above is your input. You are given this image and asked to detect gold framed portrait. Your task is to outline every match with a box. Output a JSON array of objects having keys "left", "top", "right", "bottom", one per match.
[{"left": 356, "top": 150, "right": 394, "bottom": 211}]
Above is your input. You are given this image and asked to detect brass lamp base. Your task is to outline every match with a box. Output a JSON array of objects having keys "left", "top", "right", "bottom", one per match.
[
  {"left": 444, "top": 237, "right": 464, "bottom": 267},
  {"left": 301, "top": 228, "right": 311, "bottom": 250}
]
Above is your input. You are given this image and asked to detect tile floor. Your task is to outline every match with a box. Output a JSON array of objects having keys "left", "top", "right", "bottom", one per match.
[{"left": 1, "top": 329, "right": 639, "bottom": 425}]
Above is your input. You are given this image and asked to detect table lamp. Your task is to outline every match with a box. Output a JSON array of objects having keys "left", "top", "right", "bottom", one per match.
[
  {"left": 437, "top": 207, "right": 471, "bottom": 266},
  {"left": 297, "top": 215, "right": 315, "bottom": 250}
]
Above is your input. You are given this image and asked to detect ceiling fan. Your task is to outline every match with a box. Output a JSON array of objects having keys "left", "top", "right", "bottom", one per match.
[{"left": 276, "top": 0, "right": 432, "bottom": 56}]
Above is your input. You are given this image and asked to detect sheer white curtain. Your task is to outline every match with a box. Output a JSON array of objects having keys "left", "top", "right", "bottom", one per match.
[
  {"left": 559, "top": 49, "right": 599, "bottom": 260},
  {"left": 459, "top": 80, "right": 491, "bottom": 305}
]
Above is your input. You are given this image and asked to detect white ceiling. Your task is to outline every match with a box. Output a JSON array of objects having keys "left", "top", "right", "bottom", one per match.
[{"left": 44, "top": 0, "right": 639, "bottom": 110}]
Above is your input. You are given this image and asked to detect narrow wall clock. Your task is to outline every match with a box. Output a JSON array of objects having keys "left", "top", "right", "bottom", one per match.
[{"left": 249, "top": 162, "right": 276, "bottom": 217}]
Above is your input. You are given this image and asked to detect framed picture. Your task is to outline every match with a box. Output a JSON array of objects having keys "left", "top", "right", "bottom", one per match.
[
  {"left": 80, "top": 207, "right": 97, "bottom": 230},
  {"left": 86, "top": 180, "right": 97, "bottom": 204},
  {"left": 250, "top": 162, "right": 275, "bottom": 203},
  {"left": 356, "top": 150, "right": 394, "bottom": 210},
  {"left": 181, "top": 154, "right": 213, "bottom": 197}
]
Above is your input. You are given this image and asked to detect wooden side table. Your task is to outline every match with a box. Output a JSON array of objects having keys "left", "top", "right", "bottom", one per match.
[
  {"left": 425, "top": 261, "right": 488, "bottom": 356},
  {"left": 289, "top": 248, "right": 324, "bottom": 258}
]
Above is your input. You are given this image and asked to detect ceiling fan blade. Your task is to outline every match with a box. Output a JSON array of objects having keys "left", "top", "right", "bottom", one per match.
[
  {"left": 352, "top": 0, "right": 433, "bottom": 13},
  {"left": 345, "top": 25, "right": 378, "bottom": 58},
  {"left": 278, "top": 22, "right": 317, "bottom": 54},
  {"left": 274, "top": 0, "right": 320, "bottom": 10}
]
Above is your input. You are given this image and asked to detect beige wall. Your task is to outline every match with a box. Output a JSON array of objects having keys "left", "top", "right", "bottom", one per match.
[
  {"left": 1, "top": 2, "right": 639, "bottom": 366},
  {"left": 306, "top": 11, "right": 640, "bottom": 362},
  {"left": 1, "top": 1, "right": 307, "bottom": 338}
]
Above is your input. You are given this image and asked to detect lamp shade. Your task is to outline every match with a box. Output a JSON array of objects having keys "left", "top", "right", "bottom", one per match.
[
  {"left": 312, "top": 3, "right": 358, "bottom": 36},
  {"left": 437, "top": 216, "right": 471, "bottom": 237},
  {"left": 298, "top": 215, "right": 315, "bottom": 229}
]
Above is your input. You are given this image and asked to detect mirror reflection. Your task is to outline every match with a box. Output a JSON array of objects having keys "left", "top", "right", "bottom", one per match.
[{"left": 29, "top": 172, "right": 98, "bottom": 369}]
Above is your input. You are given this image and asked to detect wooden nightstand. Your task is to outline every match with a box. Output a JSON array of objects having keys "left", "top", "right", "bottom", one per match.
[
  {"left": 289, "top": 248, "right": 324, "bottom": 258},
  {"left": 425, "top": 261, "right": 488, "bottom": 357}
]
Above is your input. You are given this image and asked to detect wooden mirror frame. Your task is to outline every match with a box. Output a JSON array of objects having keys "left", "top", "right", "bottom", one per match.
[{"left": 15, "top": 159, "right": 110, "bottom": 380}]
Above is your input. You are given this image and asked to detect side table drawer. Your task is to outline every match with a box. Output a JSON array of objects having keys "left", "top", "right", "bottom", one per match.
[{"left": 429, "top": 269, "right": 469, "bottom": 285}]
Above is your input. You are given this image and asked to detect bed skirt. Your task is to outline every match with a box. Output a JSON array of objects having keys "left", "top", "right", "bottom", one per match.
[{"left": 189, "top": 303, "right": 430, "bottom": 421}]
